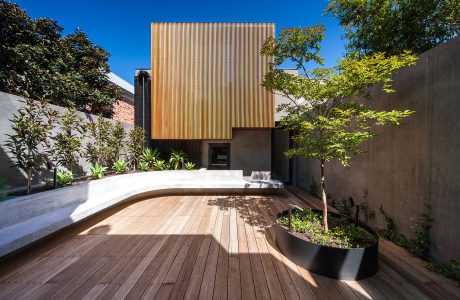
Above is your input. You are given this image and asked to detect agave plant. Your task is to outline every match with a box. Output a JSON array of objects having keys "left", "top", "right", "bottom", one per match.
[
  {"left": 138, "top": 161, "right": 150, "bottom": 172},
  {"left": 169, "top": 149, "right": 187, "bottom": 170},
  {"left": 184, "top": 162, "right": 195, "bottom": 170},
  {"left": 88, "top": 162, "right": 108, "bottom": 180},
  {"left": 56, "top": 170, "right": 74, "bottom": 187},
  {"left": 153, "top": 159, "right": 166, "bottom": 170},
  {"left": 141, "top": 148, "right": 160, "bottom": 167},
  {"left": 113, "top": 159, "right": 128, "bottom": 174}
]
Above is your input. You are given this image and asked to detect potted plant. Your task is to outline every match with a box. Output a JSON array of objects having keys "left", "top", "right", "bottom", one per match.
[{"left": 261, "top": 25, "right": 416, "bottom": 279}]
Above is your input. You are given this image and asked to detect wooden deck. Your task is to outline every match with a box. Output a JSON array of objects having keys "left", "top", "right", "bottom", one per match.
[{"left": 0, "top": 189, "right": 459, "bottom": 299}]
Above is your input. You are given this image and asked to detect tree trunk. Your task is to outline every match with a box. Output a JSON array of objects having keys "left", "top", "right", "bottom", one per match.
[
  {"left": 320, "top": 161, "right": 328, "bottom": 232},
  {"left": 27, "top": 168, "right": 32, "bottom": 195}
]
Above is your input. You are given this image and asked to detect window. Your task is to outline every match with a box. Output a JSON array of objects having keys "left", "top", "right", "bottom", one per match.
[{"left": 208, "top": 143, "right": 230, "bottom": 169}]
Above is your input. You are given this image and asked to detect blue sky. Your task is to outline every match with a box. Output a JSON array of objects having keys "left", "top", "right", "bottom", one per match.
[{"left": 15, "top": 0, "right": 346, "bottom": 85}]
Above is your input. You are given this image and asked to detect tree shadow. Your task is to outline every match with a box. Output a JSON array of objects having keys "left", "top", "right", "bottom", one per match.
[{"left": 207, "top": 194, "right": 280, "bottom": 233}]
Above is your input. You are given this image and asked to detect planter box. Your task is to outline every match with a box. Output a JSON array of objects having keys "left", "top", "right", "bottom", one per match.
[{"left": 274, "top": 209, "right": 379, "bottom": 280}]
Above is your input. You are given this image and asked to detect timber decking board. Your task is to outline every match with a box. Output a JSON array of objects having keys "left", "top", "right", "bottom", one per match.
[{"left": 0, "top": 191, "right": 458, "bottom": 299}]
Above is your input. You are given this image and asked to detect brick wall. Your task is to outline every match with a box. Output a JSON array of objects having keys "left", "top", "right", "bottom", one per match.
[{"left": 113, "top": 97, "right": 134, "bottom": 124}]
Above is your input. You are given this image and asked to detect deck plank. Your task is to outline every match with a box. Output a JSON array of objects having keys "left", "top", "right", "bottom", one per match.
[{"left": 0, "top": 192, "right": 458, "bottom": 300}]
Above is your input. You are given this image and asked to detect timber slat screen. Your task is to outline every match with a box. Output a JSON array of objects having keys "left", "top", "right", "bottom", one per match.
[{"left": 151, "top": 22, "right": 275, "bottom": 140}]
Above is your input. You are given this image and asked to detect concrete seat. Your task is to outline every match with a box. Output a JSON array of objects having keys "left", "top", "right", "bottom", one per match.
[{"left": 0, "top": 170, "right": 282, "bottom": 258}]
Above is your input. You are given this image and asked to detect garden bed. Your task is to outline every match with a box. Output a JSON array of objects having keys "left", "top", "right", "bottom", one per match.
[{"left": 274, "top": 208, "right": 379, "bottom": 280}]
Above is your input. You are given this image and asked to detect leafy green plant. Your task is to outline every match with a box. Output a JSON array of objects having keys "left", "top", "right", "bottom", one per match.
[
  {"left": 261, "top": 25, "right": 416, "bottom": 231},
  {"left": 169, "top": 149, "right": 187, "bottom": 170},
  {"left": 326, "top": 0, "right": 459, "bottom": 56},
  {"left": 0, "top": 177, "right": 7, "bottom": 200},
  {"left": 153, "top": 159, "right": 166, "bottom": 171},
  {"left": 51, "top": 107, "right": 86, "bottom": 172},
  {"left": 113, "top": 159, "right": 128, "bottom": 174},
  {"left": 141, "top": 148, "right": 159, "bottom": 168},
  {"left": 127, "top": 126, "right": 145, "bottom": 170},
  {"left": 56, "top": 170, "right": 73, "bottom": 187},
  {"left": 379, "top": 205, "right": 433, "bottom": 259},
  {"left": 428, "top": 260, "right": 460, "bottom": 286},
  {"left": 88, "top": 162, "right": 107, "bottom": 180},
  {"left": 408, "top": 204, "right": 433, "bottom": 258},
  {"left": 4, "top": 98, "right": 58, "bottom": 194},
  {"left": 277, "top": 208, "right": 376, "bottom": 248},
  {"left": 109, "top": 121, "right": 126, "bottom": 162},
  {"left": 184, "top": 162, "right": 195, "bottom": 170},
  {"left": 138, "top": 161, "right": 149, "bottom": 172},
  {"left": 0, "top": 1, "right": 120, "bottom": 116},
  {"left": 85, "top": 117, "right": 115, "bottom": 166}
]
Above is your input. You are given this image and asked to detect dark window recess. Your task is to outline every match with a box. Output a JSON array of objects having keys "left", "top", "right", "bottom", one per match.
[{"left": 208, "top": 143, "right": 230, "bottom": 169}]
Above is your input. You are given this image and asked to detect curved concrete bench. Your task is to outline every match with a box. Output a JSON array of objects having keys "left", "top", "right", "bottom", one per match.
[{"left": 0, "top": 170, "right": 282, "bottom": 258}]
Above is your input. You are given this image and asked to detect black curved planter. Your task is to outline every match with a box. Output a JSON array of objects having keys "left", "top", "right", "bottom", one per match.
[{"left": 274, "top": 209, "right": 379, "bottom": 280}]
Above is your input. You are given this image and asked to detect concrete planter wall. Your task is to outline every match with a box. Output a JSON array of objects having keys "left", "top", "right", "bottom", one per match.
[
  {"left": 274, "top": 209, "right": 379, "bottom": 280},
  {"left": 0, "top": 170, "right": 282, "bottom": 258}
]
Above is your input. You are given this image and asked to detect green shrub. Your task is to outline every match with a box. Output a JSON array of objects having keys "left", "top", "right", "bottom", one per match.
[
  {"left": 51, "top": 107, "right": 86, "bottom": 172},
  {"left": 428, "top": 260, "right": 460, "bottom": 286},
  {"left": 277, "top": 208, "right": 376, "bottom": 248},
  {"left": 56, "top": 170, "right": 74, "bottom": 187},
  {"left": 127, "top": 126, "right": 145, "bottom": 169},
  {"left": 184, "top": 162, "right": 195, "bottom": 170},
  {"left": 169, "top": 149, "right": 187, "bottom": 170},
  {"left": 113, "top": 159, "right": 128, "bottom": 174},
  {"left": 153, "top": 159, "right": 166, "bottom": 170},
  {"left": 138, "top": 161, "right": 149, "bottom": 172},
  {"left": 85, "top": 117, "right": 116, "bottom": 166},
  {"left": 88, "top": 162, "right": 107, "bottom": 179},
  {"left": 4, "top": 99, "right": 57, "bottom": 194},
  {"left": 141, "top": 148, "right": 159, "bottom": 168}
]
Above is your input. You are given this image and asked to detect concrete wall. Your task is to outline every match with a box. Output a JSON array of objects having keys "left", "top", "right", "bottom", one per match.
[
  {"left": 294, "top": 37, "right": 460, "bottom": 262},
  {"left": 201, "top": 129, "right": 272, "bottom": 176},
  {"left": 272, "top": 128, "right": 290, "bottom": 182},
  {"left": 0, "top": 92, "right": 134, "bottom": 191}
]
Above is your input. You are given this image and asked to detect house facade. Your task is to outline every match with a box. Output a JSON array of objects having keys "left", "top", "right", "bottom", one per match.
[{"left": 135, "top": 22, "right": 292, "bottom": 179}]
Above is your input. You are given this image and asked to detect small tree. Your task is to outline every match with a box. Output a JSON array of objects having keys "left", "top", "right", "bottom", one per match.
[
  {"left": 261, "top": 25, "right": 417, "bottom": 231},
  {"left": 4, "top": 99, "right": 57, "bottom": 194},
  {"left": 109, "top": 121, "right": 126, "bottom": 162},
  {"left": 127, "top": 126, "right": 145, "bottom": 170},
  {"left": 51, "top": 107, "right": 86, "bottom": 172},
  {"left": 84, "top": 117, "right": 114, "bottom": 166}
]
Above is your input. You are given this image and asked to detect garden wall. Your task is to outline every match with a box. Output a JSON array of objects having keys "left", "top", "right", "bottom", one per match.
[
  {"left": 293, "top": 37, "right": 460, "bottom": 262},
  {"left": 0, "top": 91, "right": 134, "bottom": 191}
]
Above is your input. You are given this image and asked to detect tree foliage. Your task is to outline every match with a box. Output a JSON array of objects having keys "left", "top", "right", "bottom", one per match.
[
  {"left": 127, "top": 126, "right": 146, "bottom": 169},
  {"left": 85, "top": 117, "right": 117, "bottom": 166},
  {"left": 326, "top": 0, "right": 460, "bottom": 56},
  {"left": 4, "top": 99, "right": 57, "bottom": 194},
  {"left": 0, "top": 1, "right": 119, "bottom": 115},
  {"left": 261, "top": 25, "right": 417, "bottom": 230},
  {"left": 51, "top": 107, "right": 86, "bottom": 172}
]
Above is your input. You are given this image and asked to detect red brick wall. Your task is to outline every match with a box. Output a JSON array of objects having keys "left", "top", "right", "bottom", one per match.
[{"left": 113, "top": 98, "right": 134, "bottom": 124}]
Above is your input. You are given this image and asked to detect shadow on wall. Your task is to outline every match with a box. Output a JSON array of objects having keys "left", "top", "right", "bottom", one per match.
[
  {"left": 0, "top": 146, "right": 25, "bottom": 189},
  {"left": 0, "top": 91, "right": 134, "bottom": 191},
  {"left": 0, "top": 195, "right": 381, "bottom": 300}
]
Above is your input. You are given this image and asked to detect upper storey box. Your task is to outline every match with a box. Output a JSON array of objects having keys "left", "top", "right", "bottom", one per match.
[{"left": 151, "top": 22, "right": 275, "bottom": 140}]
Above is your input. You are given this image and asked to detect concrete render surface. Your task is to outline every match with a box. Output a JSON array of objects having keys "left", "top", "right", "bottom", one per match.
[{"left": 0, "top": 170, "right": 283, "bottom": 258}]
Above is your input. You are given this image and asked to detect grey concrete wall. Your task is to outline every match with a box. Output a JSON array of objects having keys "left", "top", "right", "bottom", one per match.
[
  {"left": 272, "top": 128, "right": 290, "bottom": 182},
  {"left": 293, "top": 37, "right": 460, "bottom": 262},
  {"left": 230, "top": 129, "right": 271, "bottom": 176},
  {"left": 201, "top": 129, "right": 272, "bottom": 176},
  {"left": 0, "top": 92, "right": 134, "bottom": 191}
]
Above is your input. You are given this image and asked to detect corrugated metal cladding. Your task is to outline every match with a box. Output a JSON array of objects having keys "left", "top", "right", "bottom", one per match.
[{"left": 151, "top": 22, "right": 275, "bottom": 140}]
